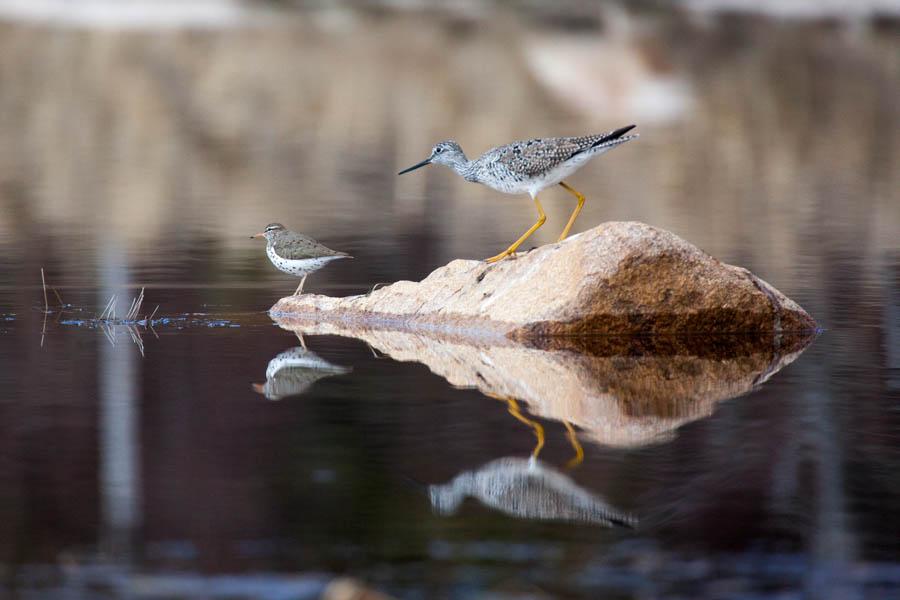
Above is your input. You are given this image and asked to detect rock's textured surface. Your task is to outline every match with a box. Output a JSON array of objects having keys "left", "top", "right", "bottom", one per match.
[{"left": 271, "top": 222, "right": 816, "bottom": 338}]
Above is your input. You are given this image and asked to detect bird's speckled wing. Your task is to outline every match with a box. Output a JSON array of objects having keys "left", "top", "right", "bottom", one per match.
[
  {"left": 490, "top": 126, "right": 636, "bottom": 178},
  {"left": 273, "top": 233, "right": 346, "bottom": 260},
  {"left": 492, "top": 136, "right": 600, "bottom": 177}
]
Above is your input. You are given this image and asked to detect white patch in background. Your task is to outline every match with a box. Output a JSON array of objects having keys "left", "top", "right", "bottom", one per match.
[
  {"left": 0, "top": 0, "right": 267, "bottom": 30},
  {"left": 523, "top": 35, "right": 694, "bottom": 126},
  {"left": 684, "top": 0, "right": 900, "bottom": 21}
]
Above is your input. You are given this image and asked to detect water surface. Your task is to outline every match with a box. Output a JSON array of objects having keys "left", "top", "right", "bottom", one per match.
[{"left": 0, "top": 10, "right": 898, "bottom": 599}]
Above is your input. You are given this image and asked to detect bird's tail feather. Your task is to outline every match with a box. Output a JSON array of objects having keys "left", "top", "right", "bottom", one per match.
[{"left": 592, "top": 124, "right": 637, "bottom": 147}]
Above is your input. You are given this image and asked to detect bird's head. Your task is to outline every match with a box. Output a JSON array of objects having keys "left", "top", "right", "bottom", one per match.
[
  {"left": 428, "top": 482, "right": 465, "bottom": 516},
  {"left": 398, "top": 140, "right": 467, "bottom": 175},
  {"left": 251, "top": 222, "right": 285, "bottom": 241}
]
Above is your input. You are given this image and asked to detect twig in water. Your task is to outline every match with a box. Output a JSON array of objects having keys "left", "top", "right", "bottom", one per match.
[
  {"left": 147, "top": 304, "right": 160, "bottom": 324},
  {"left": 39, "top": 268, "right": 48, "bottom": 347},
  {"left": 52, "top": 288, "right": 64, "bottom": 307},
  {"left": 100, "top": 322, "right": 116, "bottom": 347},
  {"left": 126, "top": 325, "right": 145, "bottom": 357},
  {"left": 127, "top": 288, "right": 145, "bottom": 321},
  {"left": 40, "top": 268, "right": 48, "bottom": 313},
  {"left": 99, "top": 295, "right": 115, "bottom": 320},
  {"left": 126, "top": 296, "right": 137, "bottom": 322}
]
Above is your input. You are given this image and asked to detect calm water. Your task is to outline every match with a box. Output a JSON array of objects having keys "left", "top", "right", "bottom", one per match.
[{"left": 1, "top": 9, "right": 899, "bottom": 600}]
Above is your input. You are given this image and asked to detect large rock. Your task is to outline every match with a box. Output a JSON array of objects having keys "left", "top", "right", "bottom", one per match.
[{"left": 271, "top": 222, "right": 816, "bottom": 338}]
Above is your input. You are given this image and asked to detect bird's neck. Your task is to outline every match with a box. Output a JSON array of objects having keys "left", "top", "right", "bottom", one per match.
[{"left": 445, "top": 152, "right": 471, "bottom": 177}]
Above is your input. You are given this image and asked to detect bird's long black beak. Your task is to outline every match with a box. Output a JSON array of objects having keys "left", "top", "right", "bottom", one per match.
[{"left": 398, "top": 157, "right": 431, "bottom": 175}]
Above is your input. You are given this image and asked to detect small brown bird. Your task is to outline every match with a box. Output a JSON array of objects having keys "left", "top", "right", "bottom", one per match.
[{"left": 251, "top": 223, "right": 351, "bottom": 295}]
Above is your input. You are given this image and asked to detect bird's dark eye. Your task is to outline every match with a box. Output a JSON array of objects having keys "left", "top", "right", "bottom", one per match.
[{"left": 435, "top": 147, "right": 443, "bottom": 153}]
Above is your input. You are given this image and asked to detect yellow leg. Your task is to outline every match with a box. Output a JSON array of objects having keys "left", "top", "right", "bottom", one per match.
[
  {"left": 557, "top": 181, "right": 586, "bottom": 242},
  {"left": 506, "top": 398, "right": 545, "bottom": 459},
  {"left": 563, "top": 420, "right": 584, "bottom": 469},
  {"left": 485, "top": 196, "right": 547, "bottom": 263},
  {"left": 486, "top": 392, "right": 545, "bottom": 459}
]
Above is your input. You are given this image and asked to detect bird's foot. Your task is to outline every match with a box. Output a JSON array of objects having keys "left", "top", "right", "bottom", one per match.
[
  {"left": 367, "top": 282, "right": 387, "bottom": 296},
  {"left": 484, "top": 250, "right": 517, "bottom": 264}
]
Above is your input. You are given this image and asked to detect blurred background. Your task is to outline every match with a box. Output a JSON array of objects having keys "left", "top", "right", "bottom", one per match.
[{"left": 0, "top": 1, "right": 898, "bottom": 598}]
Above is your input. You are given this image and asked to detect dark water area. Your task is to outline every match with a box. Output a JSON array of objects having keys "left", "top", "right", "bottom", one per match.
[
  {"left": 1, "top": 7, "right": 899, "bottom": 600},
  {"left": 2, "top": 229, "right": 899, "bottom": 599}
]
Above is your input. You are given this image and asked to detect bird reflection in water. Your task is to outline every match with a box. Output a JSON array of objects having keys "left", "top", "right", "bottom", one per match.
[
  {"left": 252, "top": 334, "right": 351, "bottom": 401},
  {"left": 429, "top": 454, "right": 635, "bottom": 528},
  {"left": 427, "top": 393, "right": 632, "bottom": 528},
  {"left": 267, "top": 320, "right": 813, "bottom": 528}
]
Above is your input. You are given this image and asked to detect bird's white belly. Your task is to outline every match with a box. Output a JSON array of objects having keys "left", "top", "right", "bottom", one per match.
[
  {"left": 266, "top": 246, "right": 336, "bottom": 276},
  {"left": 480, "top": 149, "right": 607, "bottom": 196},
  {"left": 524, "top": 152, "right": 601, "bottom": 196},
  {"left": 485, "top": 179, "right": 530, "bottom": 195}
]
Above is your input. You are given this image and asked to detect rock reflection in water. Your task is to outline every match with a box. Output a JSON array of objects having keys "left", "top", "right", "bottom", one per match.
[
  {"left": 270, "top": 313, "right": 814, "bottom": 447},
  {"left": 252, "top": 341, "right": 351, "bottom": 401},
  {"left": 430, "top": 456, "right": 636, "bottom": 528}
]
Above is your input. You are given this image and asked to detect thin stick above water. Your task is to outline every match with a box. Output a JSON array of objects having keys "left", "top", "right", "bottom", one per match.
[
  {"left": 40, "top": 268, "right": 48, "bottom": 313},
  {"left": 127, "top": 288, "right": 145, "bottom": 321},
  {"left": 99, "top": 295, "right": 115, "bottom": 320}
]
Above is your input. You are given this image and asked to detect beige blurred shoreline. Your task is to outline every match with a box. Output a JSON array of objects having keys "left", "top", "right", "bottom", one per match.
[{"left": 0, "top": 8, "right": 897, "bottom": 283}]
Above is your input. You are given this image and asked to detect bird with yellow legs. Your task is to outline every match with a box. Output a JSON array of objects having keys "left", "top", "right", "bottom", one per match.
[
  {"left": 398, "top": 125, "right": 638, "bottom": 263},
  {"left": 428, "top": 397, "right": 636, "bottom": 528}
]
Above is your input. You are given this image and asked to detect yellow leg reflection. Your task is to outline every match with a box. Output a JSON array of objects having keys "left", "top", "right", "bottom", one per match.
[
  {"left": 506, "top": 398, "right": 545, "bottom": 459},
  {"left": 295, "top": 331, "right": 308, "bottom": 350},
  {"left": 557, "top": 181, "right": 586, "bottom": 242},
  {"left": 485, "top": 196, "right": 547, "bottom": 263},
  {"left": 487, "top": 393, "right": 545, "bottom": 459},
  {"left": 563, "top": 420, "right": 584, "bottom": 469}
]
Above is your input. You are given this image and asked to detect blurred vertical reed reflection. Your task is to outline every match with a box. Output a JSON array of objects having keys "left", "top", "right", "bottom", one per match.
[{"left": 98, "top": 235, "right": 141, "bottom": 559}]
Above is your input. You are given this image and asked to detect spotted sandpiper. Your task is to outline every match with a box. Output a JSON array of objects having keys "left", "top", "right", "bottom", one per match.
[
  {"left": 251, "top": 223, "right": 351, "bottom": 295},
  {"left": 398, "top": 125, "right": 637, "bottom": 263}
]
